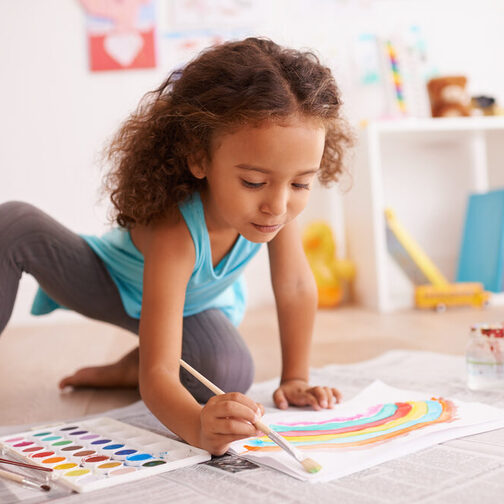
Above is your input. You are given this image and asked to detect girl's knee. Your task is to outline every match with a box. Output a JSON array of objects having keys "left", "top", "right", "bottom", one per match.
[
  {"left": 181, "top": 310, "right": 255, "bottom": 401},
  {"left": 232, "top": 346, "right": 254, "bottom": 394},
  {"left": 208, "top": 342, "right": 254, "bottom": 395},
  {"left": 181, "top": 348, "right": 254, "bottom": 403},
  {"left": 0, "top": 203, "right": 52, "bottom": 262},
  {"left": 0, "top": 201, "right": 46, "bottom": 235}
]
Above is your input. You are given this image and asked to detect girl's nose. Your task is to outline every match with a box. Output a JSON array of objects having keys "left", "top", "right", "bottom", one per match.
[{"left": 260, "top": 188, "right": 288, "bottom": 217}]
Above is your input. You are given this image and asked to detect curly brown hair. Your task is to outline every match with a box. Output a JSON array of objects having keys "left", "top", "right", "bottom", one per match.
[{"left": 104, "top": 37, "right": 353, "bottom": 228}]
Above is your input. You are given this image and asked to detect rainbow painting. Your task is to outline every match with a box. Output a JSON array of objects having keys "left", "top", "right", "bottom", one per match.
[
  {"left": 244, "top": 398, "right": 457, "bottom": 452},
  {"left": 230, "top": 381, "right": 504, "bottom": 482}
]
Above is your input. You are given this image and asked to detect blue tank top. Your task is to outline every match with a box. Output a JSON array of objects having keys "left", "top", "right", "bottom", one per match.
[{"left": 31, "top": 193, "right": 262, "bottom": 326}]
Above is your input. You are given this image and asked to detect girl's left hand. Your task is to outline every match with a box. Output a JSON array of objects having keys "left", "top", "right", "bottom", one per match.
[{"left": 273, "top": 379, "right": 342, "bottom": 410}]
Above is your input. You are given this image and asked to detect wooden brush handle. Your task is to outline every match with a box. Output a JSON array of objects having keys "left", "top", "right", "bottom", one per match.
[
  {"left": 179, "top": 359, "right": 269, "bottom": 432},
  {"left": 253, "top": 419, "right": 272, "bottom": 434},
  {"left": 180, "top": 359, "right": 224, "bottom": 395},
  {"left": 0, "top": 467, "right": 24, "bottom": 484}
]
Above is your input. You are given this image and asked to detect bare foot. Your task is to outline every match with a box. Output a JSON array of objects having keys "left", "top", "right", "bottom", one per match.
[{"left": 59, "top": 347, "right": 139, "bottom": 389}]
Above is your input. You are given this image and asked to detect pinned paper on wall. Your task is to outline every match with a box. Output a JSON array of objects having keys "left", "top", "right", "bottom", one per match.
[
  {"left": 352, "top": 25, "right": 433, "bottom": 121},
  {"left": 158, "top": 0, "right": 260, "bottom": 70},
  {"left": 230, "top": 381, "right": 504, "bottom": 482},
  {"left": 79, "top": 0, "right": 157, "bottom": 72}
]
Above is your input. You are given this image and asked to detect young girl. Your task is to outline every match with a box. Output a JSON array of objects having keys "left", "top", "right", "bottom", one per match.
[{"left": 0, "top": 38, "right": 352, "bottom": 455}]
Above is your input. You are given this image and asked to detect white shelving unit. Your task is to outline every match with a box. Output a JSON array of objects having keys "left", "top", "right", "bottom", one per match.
[{"left": 343, "top": 117, "right": 504, "bottom": 312}]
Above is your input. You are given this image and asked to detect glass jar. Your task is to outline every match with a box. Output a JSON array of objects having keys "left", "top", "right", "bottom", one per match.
[{"left": 466, "top": 323, "right": 504, "bottom": 390}]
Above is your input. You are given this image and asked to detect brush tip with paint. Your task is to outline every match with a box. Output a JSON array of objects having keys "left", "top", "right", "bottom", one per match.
[
  {"left": 255, "top": 422, "right": 323, "bottom": 475},
  {"left": 301, "top": 457, "right": 322, "bottom": 474}
]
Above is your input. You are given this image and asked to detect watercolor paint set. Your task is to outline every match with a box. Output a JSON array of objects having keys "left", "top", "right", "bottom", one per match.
[{"left": 0, "top": 417, "right": 211, "bottom": 493}]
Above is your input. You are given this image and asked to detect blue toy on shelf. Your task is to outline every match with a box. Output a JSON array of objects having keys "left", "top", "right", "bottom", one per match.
[{"left": 457, "top": 189, "right": 504, "bottom": 292}]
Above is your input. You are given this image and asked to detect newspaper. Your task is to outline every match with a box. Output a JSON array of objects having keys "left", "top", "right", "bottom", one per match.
[{"left": 2, "top": 350, "right": 504, "bottom": 503}]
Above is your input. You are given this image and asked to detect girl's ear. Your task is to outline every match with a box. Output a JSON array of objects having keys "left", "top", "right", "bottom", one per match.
[{"left": 187, "top": 155, "right": 207, "bottom": 179}]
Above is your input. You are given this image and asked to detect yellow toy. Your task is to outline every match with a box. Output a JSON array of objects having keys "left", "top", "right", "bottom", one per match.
[
  {"left": 414, "top": 283, "right": 490, "bottom": 312},
  {"left": 302, "top": 221, "right": 355, "bottom": 308},
  {"left": 385, "top": 208, "right": 490, "bottom": 311}
]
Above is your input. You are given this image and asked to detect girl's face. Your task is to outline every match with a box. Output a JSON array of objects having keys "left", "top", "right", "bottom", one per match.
[{"left": 191, "top": 116, "right": 326, "bottom": 243}]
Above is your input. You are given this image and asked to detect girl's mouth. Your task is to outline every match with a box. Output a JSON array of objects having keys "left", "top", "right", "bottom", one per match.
[{"left": 252, "top": 223, "right": 282, "bottom": 233}]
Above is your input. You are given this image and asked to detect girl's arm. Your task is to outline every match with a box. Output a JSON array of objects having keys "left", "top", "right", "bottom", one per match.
[
  {"left": 138, "top": 217, "right": 261, "bottom": 455},
  {"left": 268, "top": 220, "right": 341, "bottom": 410}
]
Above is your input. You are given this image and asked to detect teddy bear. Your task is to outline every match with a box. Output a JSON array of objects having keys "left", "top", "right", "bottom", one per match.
[{"left": 426, "top": 76, "right": 471, "bottom": 117}]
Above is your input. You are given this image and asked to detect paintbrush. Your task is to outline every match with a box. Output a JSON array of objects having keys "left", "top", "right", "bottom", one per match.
[
  {"left": 179, "top": 358, "right": 322, "bottom": 474},
  {"left": 0, "top": 457, "right": 54, "bottom": 473},
  {"left": 0, "top": 467, "right": 51, "bottom": 492}
]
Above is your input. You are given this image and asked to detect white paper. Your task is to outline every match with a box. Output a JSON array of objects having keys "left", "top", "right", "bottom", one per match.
[{"left": 230, "top": 380, "right": 504, "bottom": 482}]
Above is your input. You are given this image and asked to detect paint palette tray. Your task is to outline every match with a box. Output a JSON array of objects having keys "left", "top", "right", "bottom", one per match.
[{"left": 0, "top": 417, "right": 211, "bottom": 493}]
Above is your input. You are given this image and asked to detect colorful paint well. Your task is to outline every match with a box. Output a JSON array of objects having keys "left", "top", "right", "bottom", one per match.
[
  {"left": 125, "top": 453, "right": 153, "bottom": 466},
  {"left": 61, "top": 445, "right": 84, "bottom": 453},
  {"left": 13, "top": 441, "right": 33, "bottom": 448},
  {"left": 0, "top": 417, "right": 210, "bottom": 493},
  {"left": 82, "top": 455, "right": 110, "bottom": 468},
  {"left": 31, "top": 432, "right": 51, "bottom": 438},
  {"left": 59, "top": 426, "right": 79, "bottom": 431},
  {"left": 109, "top": 467, "right": 137, "bottom": 477},
  {"left": 31, "top": 451, "right": 55, "bottom": 459},
  {"left": 68, "top": 430, "right": 88, "bottom": 437},
  {"left": 64, "top": 468, "right": 92, "bottom": 480},
  {"left": 95, "top": 461, "right": 122, "bottom": 475},
  {"left": 113, "top": 448, "right": 137, "bottom": 460},
  {"left": 71, "top": 450, "right": 96, "bottom": 461},
  {"left": 41, "top": 456, "right": 66, "bottom": 467},
  {"left": 22, "top": 446, "right": 44, "bottom": 453},
  {"left": 142, "top": 460, "right": 166, "bottom": 467},
  {"left": 102, "top": 443, "right": 124, "bottom": 452},
  {"left": 53, "top": 462, "right": 78, "bottom": 471}
]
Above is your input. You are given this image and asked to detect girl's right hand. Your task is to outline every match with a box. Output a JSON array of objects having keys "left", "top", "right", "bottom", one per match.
[{"left": 198, "top": 392, "right": 264, "bottom": 455}]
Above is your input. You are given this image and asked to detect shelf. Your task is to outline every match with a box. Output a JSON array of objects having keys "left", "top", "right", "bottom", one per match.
[
  {"left": 344, "top": 116, "right": 504, "bottom": 312},
  {"left": 364, "top": 116, "right": 504, "bottom": 134}
]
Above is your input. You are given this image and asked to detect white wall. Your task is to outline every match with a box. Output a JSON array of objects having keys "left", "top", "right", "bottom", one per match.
[
  {"left": 1, "top": 0, "right": 171, "bottom": 325},
  {"left": 2, "top": 0, "right": 503, "bottom": 326}
]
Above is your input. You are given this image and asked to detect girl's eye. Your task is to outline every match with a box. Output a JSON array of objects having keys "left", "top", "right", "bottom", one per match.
[
  {"left": 241, "top": 179, "right": 264, "bottom": 189},
  {"left": 292, "top": 183, "right": 310, "bottom": 190}
]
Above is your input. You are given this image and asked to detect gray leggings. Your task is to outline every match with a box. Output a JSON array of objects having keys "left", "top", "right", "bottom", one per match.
[{"left": 0, "top": 201, "right": 254, "bottom": 402}]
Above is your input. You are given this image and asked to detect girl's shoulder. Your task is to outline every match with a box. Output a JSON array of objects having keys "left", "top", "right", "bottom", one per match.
[{"left": 130, "top": 207, "right": 194, "bottom": 261}]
